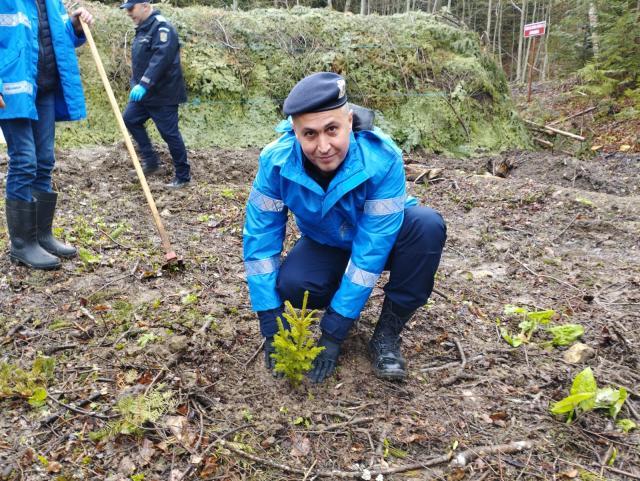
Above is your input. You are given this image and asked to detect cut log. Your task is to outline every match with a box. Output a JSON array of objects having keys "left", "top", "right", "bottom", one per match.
[{"left": 523, "top": 119, "right": 586, "bottom": 141}]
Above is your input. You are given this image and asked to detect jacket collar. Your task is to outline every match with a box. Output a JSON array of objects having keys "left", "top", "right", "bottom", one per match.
[{"left": 136, "top": 10, "right": 160, "bottom": 32}]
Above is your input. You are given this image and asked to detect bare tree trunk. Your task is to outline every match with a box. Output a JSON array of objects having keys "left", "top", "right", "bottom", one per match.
[
  {"left": 541, "top": 0, "right": 551, "bottom": 80},
  {"left": 486, "top": 0, "right": 492, "bottom": 48},
  {"left": 232, "top": 0, "right": 238, "bottom": 10},
  {"left": 406, "top": 0, "right": 411, "bottom": 13},
  {"left": 360, "top": 0, "right": 366, "bottom": 15},
  {"left": 447, "top": 0, "right": 452, "bottom": 10},
  {"left": 514, "top": 0, "right": 527, "bottom": 82},
  {"left": 522, "top": 0, "right": 537, "bottom": 82},
  {"left": 431, "top": 0, "right": 439, "bottom": 13},
  {"left": 327, "top": 0, "right": 332, "bottom": 9},
  {"left": 344, "top": 0, "right": 351, "bottom": 12},
  {"left": 588, "top": 2, "right": 599, "bottom": 58}
]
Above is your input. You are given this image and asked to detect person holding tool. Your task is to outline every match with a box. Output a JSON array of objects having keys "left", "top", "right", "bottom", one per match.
[
  {"left": 243, "top": 72, "right": 447, "bottom": 384},
  {"left": 0, "top": 0, "right": 94, "bottom": 270},
  {"left": 120, "top": 0, "right": 191, "bottom": 190}
]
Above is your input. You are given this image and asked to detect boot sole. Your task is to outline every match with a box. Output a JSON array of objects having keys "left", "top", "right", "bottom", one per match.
[
  {"left": 372, "top": 367, "right": 407, "bottom": 381},
  {"left": 10, "top": 254, "right": 61, "bottom": 270},
  {"left": 368, "top": 343, "right": 407, "bottom": 381}
]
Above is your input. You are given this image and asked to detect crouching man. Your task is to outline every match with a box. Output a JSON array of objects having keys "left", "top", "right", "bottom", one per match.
[{"left": 243, "top": 72, "right": 446, "bottom": 383}]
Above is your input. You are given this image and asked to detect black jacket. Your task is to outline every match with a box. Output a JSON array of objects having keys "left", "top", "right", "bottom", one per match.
[
  {"left": 36, "top": 0, "right": 59, "bottom": 92},
  {"left": 131, "top": 10, "right": 186, "bottom": 106}
]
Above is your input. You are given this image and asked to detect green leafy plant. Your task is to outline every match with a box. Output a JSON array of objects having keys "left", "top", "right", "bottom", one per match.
[
  {"left": 0, "top": 357, "right": 55, "bottom": 408},
  {"left": 616, "top": 419, "right": 637, "bottom": 433},
  {"left": 550, "top": 367, "right": 627, "bottom": 423},
  {"left": 78, "top": 248, "right": 102, "bottom": 270},
  {"left": 546, "top": 324, "right": 585, "bottom": 347},
  {"left": 498, "top": 305, "right": 555, "bottom": 347},
  {"left": 272, "top": 291, "right": 324, "bottom": 386}
]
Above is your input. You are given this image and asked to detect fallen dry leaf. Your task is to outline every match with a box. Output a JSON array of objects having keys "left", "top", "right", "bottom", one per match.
[{"left": 290, "top": 434, "right": 311, "bottom": 457}]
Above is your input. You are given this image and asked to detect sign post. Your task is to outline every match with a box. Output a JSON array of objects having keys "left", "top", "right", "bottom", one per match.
[{"left": 523, "top": 20, "right": 547, "bottom": 103}]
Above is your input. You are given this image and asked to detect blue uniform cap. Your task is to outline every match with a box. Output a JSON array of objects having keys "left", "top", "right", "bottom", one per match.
[
  {"left": 120, "top": 0, "right": 150, "bottom": 9},
  {"left": 283, "top": 72, "right": 348, "bottom": 116}
]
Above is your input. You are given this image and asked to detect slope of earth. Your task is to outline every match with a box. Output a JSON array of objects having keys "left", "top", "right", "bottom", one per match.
[{"left": 0, "top": 146, "right": 638, "bottom": 481}]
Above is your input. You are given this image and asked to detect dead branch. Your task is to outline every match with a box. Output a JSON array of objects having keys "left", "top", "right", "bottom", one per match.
[
  {"left": 547, "top": 106, "right": 596, "bottom": 126},
  {"left": 48, "top": 393, "right": 117, "bottom": 421},
  {"left": 523, "top": 119, "right": 586, "bottom": 141},
  {"left": 315, "top": 416, "right": 375, "bottom": 433},
  {"left": 450, "top": 440, "right": 535, "bottom": 467}
]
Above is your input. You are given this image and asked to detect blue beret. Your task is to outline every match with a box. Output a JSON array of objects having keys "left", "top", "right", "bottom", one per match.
[
  {"left": 120, "top": 0, "right": 149, "bottom": 9},
  {"left": 283, "top": 72, "right": 348, "bottom": 116}
]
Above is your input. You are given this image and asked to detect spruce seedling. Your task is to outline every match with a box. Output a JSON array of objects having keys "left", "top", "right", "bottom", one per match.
[{"left": 272, "top": 291, "right": 324, "bottom": 386}]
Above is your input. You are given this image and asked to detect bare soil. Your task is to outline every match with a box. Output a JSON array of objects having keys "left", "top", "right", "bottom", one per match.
[{"left": 0, "top": 144, "right": 639, "bottom": 481}]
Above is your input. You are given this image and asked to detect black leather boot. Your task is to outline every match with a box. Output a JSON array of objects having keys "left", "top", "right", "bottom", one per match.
[
  {"left": 6, "top": 200, "right": 61, "bottom": 270},
  {"left": 32, "top": 191, "right": 77, "bottom": 258},
  {"left": 368, "top": 297, "right": 415, "bottom": 381}
]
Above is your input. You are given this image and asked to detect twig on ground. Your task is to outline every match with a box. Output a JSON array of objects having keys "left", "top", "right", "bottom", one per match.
[
  {"left": 315, "top": 416, "right": 374, "bottom": 433},
  {"left": 450, "top": 440, "right": 535, "bottom": 467},
  {"left": 244, "top": 339, "right": 265, "bottom": 368},
  {"left": 42, "top": 392, "right": 103, "bottom": 425},
  {"left": 553, "top": 213, "right": 580, "bottom": 241},
  {"left": 432, "top": 288, "right": 452, "bottom": 302},
  {"left": 48, "top": 393, "right": 116, "bottom": 420},
  {"left": 44, "top": 344, "right": 78, "bottom": 355},
  {"left": 604, "top": 465, "right": 640, "bottom": 480},
  {"left": 440, "top": 337, "right": 468, "bottom": 386}
]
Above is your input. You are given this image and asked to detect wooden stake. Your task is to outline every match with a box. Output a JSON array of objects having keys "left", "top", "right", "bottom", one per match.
[{"left": 527, "top": 36, "right": 538, "bottom": 103}]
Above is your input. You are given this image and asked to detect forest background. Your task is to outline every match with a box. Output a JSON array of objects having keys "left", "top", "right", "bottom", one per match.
[{"left": 63, "top": 0, "right": 640, "bottom": 155}]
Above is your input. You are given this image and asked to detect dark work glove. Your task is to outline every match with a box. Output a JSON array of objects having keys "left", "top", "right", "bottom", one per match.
[
  {"left": 257, "top": 306, "right": 287, "bottom": 338},
  {"left": 308, "top": 332, "right": 342, "bottom": 384}
]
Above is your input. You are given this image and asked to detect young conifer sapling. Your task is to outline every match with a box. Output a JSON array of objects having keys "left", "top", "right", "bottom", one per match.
[{"left": 272, "top": 291, "right": 324, "bottom": 386}]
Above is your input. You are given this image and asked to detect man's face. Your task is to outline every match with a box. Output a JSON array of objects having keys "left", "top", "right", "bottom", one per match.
[
  {"left": 292, "top": 106, "right": 353, "bottom": 176},
  {"left": 126, "top": 3, "right": 151, "bottom": 25}
]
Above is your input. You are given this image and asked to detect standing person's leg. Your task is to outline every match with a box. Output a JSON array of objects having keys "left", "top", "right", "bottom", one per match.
[
  {"left": 0, "top": 116, "right": 60, "bottom": 269},
  {"left": 148, "top": 105, "right": 190, "bottom": 186},
  {"left": 122, "top": 101, "right": 160, "bottom": 173},
  {"left": 31, "top": 91, "right": 77, "bottom": 258},
  {"left": 369, "top": 206, "right": 446, "bottom": 379}
]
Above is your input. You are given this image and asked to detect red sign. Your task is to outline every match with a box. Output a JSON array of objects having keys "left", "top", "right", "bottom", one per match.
[{"left": 524, "top": 21, "right": 547, "bottom": 38}]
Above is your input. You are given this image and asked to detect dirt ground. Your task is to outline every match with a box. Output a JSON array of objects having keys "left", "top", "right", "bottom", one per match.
[{"left": 0, "top": 143, "right": 639, "bottom": 481}]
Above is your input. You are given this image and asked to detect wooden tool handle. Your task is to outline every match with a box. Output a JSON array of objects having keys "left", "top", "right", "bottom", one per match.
[{"left": 80, "top": 20, "right": 174, "bottom": 255}]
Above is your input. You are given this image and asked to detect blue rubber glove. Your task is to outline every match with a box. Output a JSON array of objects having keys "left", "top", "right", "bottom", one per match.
[{"left": 129, "top": 85, "right": 147, "bottom": 102}]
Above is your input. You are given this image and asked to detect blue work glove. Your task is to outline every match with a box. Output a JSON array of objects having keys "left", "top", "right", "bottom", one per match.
[{"left": 129, "top": 84, "right": 147, "bottom": 102}]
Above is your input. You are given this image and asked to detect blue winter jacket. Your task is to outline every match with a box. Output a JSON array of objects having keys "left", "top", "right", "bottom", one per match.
[
  {"left": 243, "top": 120, "right": 417, "bottom": 320},
  {"left": 0, "top": 0, "right": 86, "bottom": 121}
]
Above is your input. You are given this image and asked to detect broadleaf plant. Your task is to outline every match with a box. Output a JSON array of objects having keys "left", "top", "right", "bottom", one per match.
[
  {"left": 272, "top": 291, "right": 324, "bottom": 387},
  {"left": 550, "top": 367, "right": 628, "bottom": 423}
]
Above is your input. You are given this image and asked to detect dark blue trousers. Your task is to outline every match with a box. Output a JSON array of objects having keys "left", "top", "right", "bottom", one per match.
[
  {"left": 122, "top": 102, "right": 190, "bottom": 182},
  {"left": 0, "top": 91, "right": 56, "bottom": 201},
  {"left": 275, "top": 206, "right": 446, "bottom": 338}
]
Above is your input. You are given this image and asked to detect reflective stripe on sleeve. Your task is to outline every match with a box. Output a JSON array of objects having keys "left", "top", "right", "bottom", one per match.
[
  {"left": 248, "top": 188, "right": 285, "bottom": 213},
  {"left": 345, "top": 259, "right": 379, "bottom": 288},
  {"left": 2, "top": 81, "right": 34, "bottom": 96},
  {"left": 364, "top": 194, "right": 405, "bottom": 216},
  {"left": 0, "top": 13, "right": 31, "bottom": 28},
  {"left": 245, "top": 255, "right": 281, "bottom": 276}
]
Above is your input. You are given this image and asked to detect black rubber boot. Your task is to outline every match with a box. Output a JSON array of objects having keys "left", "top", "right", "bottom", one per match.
[
  {"left": 32, "top": 191, "right": 77, "bottom": 258},
  {"left": 5, "top": 200, "right": 61, "bottom": 270},
  {"left": 308, "top": 333, "right": 342, "bottom": 384},
  {"left": 368, "top": 297, "right": 415, "bottom": 381}
]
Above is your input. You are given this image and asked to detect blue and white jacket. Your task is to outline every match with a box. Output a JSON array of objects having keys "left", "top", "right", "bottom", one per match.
[
  {"left": 0, "top": 0, "right": 86, "bottom": 121},
  {"left": 243, "top": 120, "right": 417, "bottom": 320}
]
